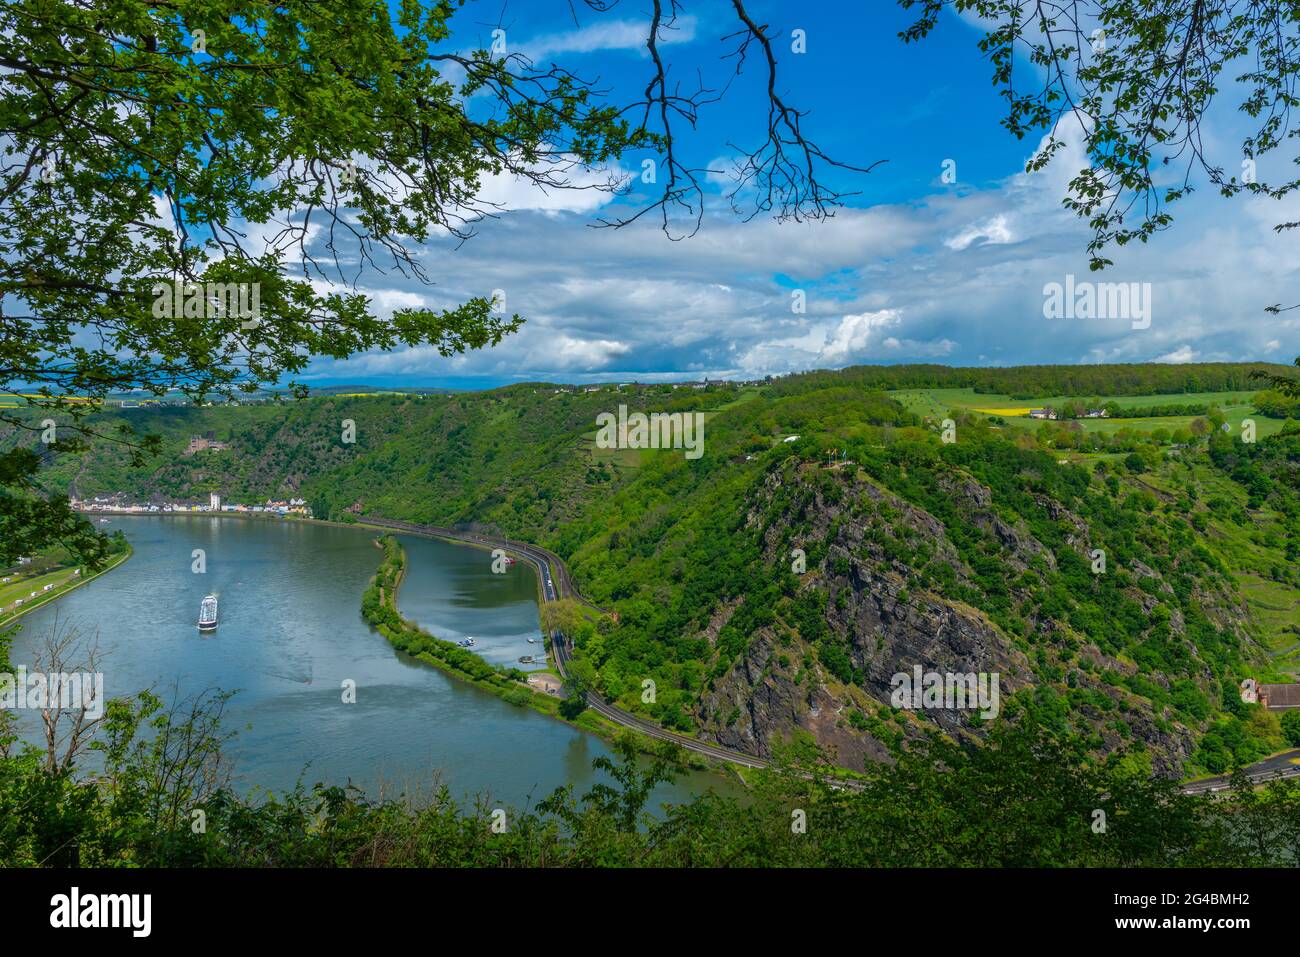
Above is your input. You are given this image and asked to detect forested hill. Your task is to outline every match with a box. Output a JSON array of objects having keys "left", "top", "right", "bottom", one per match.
[
  {"left": 10, "top": 362, "right": 1300, "bottom": 779},
  {"left": 777, "top": 361, "right": 1290, "bottom": 399}
]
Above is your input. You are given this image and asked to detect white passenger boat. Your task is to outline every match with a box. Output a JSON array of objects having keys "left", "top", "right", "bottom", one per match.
[{"left": 198, "top": 594, "right": 218, "bottom": 631}]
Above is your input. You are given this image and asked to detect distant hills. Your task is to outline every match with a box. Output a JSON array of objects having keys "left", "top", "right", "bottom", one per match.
[{"left": 7, "top": 360, "right": 1300, "bottom": 779}]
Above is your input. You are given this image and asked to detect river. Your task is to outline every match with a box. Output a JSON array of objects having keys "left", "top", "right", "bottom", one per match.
[{"left": 6, "top": 515, "right": 736, "bottom": 811}]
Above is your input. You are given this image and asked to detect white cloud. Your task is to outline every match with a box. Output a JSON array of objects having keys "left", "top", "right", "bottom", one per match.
[
  {"left": 819, "top": 310, "right": 902, "bottom": 363},
  {"left": 365, "top": 288, "right": 427, "bottom": 313},
  {"left": 546, "top": 335, "right": 631, "bottom": 369},
  {"left": 944, "top": 213, "right": 1014, "bottom": 250},
  {"left": 520, "top": 16, "right": 697, "bottom": 62},
  {"left": 283, "top": 103, "right": 1299, "bottom": 385},
  {"left": 1154, "top": 345, "right": 1198, "bottom": 364},
  {"left": 474, "top": 159, "right": 627, "bottom": 215}
]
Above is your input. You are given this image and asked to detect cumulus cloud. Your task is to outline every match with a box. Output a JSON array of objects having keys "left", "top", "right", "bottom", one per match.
[
  {"left": 544, "top": 334, "right": 632, "bottom": 369},
  {"left": 944, "top": 213, "right": 1014, "bottom": 251},
  {"left": 474, "top": 159, "right": 628, "bottom": 215},
  {"left": 1154, "top": 345, "right": 1198, "bottom": 364},
  {"left": 819, "top": 310, "right": 902, "bottom": 363},
  {"left": 287, "top": 108, "right": 1297, "bottom": 386}
]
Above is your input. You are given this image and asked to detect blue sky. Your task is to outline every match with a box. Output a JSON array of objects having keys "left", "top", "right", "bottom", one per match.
[{"left": 285, "top": 0, "right": 1300, "bottom": 388}]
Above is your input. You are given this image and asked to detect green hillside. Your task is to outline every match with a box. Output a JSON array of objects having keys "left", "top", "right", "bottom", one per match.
[{"left": 7, "top": 363, "right": 1300, "bottom": 779}]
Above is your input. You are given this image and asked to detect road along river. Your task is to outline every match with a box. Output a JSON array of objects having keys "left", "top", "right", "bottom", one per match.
[{"left": 6, "top": 515, "right": 735, "bottom": 810}]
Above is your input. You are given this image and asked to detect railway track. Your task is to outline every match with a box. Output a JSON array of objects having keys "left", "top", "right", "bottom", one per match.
[
  {"left": 359, "top": 517, "right": 1300, "bottom": 792},
  {"left": 359, "top": 517, "right": 771, "bottom": 770}
]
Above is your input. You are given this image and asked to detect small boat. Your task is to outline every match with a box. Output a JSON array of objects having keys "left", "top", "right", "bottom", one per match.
[
  {"left": 503, "top": 556, "right": 516, "bottom": 565},
  {"left": 518, "top": 655, "right": 543, "bottom": 665},
  {"left": 98, "top": 519, "right": 111, "bottom": 524},
  {"left": 457, "top": 636, "right": 476, "bottom": 648},
  {"left": 197, "top": 594, "right": 218, "bottom": 631}
]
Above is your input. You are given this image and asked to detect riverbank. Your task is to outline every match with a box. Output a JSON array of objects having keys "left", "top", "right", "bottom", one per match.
[
  {"left": 356, "top": 518, "right": 778, "bottom": 772},
  {"left": 67, "top": 509, "right": 739, "bottom": 778},
  {"left": 358, "top": 533, "right": 703, "bottom": 767},
  {"left": 0, "top": 544, "right": 133, "bottom": 628}
]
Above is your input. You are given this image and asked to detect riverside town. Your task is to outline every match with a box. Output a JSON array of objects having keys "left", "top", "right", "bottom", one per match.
[{"left": 72, "top": 493, "right": 311, "bottom": 517}]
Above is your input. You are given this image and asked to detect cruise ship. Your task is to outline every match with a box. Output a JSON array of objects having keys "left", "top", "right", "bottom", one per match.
[{"left": 197, "top": 594, "right": 218, "bottom": 631}]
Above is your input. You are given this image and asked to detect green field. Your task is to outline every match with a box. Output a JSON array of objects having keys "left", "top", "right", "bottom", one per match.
[
  {"left": 887, "top": 387, "right": 1300, "bottom": 664},
  {"left": 0, "top": 566, "right": 81, "bottom": 619},
  {"left": 0, "top": 567, "right": 73, "bottom": 605},
  {"left": 889, "top": 387, "right": 1290, "bottom": 441},
  {"left": 0, "top": 546, "right": 132, "bottom": 625}
]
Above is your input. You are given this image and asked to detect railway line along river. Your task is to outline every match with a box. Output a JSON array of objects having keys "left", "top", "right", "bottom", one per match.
[{"left": 6, "top": 515, "right": 732, "bottom": 810}]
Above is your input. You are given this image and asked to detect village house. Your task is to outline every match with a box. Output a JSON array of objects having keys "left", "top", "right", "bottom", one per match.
[{"left": 1258, "top": 684, "right": 1300, "bottom": 711}]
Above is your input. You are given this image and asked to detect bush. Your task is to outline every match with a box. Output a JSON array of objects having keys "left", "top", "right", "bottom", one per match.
[
  {"left": 558, "top": 695, "right": 587, "bottom": 719},
  {"left": 1282, "top": 709, "right": 1300, "bottom": 748}
]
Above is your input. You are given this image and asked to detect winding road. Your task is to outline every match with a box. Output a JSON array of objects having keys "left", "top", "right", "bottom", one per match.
[
  {"left": 358, "top": 517, "right": 1300, "bottom": 791},
  {"left": 1178, "top": 749, "right": 1300, "bottom": 795},
  {"left": 360, "top": 517, "right": 770, "bottom": 770}
]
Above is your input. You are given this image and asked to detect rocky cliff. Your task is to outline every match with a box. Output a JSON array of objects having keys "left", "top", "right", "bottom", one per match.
[{"left": 695, "top": 461, "right": 1213, "bottom": 776}]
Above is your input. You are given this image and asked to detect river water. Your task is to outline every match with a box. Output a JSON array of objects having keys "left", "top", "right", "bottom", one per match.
[{"left": 6, "top": 516, "right": 734, "bottom": 811}]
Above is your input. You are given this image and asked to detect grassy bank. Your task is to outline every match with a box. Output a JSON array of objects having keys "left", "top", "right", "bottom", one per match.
[
  {"left": 359, "top": 534, "right": 629, "bottom": 742},
  {"left": 0, "top": 544, "right": 133, "bottom": 628}
]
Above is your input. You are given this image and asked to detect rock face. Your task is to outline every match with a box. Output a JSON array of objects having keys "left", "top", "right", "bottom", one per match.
[
  {"left": 836, "top": 567, "right": 1024, "bottom": 731},
  {"left": 701, "top": 629, "right": 894, "bottom": 770},
  {"left": 694, "top": 462, "right": 1204, "bottom": 776}
]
